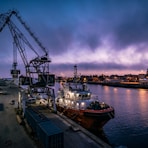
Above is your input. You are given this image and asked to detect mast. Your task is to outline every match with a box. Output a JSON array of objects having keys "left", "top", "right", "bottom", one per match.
[{"left": 74, "top": 65, "right": 78, "bottom": 88}]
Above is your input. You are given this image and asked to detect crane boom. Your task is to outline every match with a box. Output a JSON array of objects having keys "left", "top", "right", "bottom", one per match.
[
  {"left": 0, "top": 10, "right": 48, "bottom": 55},
  {"left": 14, "top": 11, "right": 48, "bottom": 56}
]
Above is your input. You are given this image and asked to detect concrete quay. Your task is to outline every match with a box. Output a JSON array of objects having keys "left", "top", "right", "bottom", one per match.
[
  {"left": 0, "top": 83, "right": 112, "bottom": 148},
  {"left": 29, "top": 104, "right": 112, "bottom": 148},
  {"left": 0, "top": 85, "right": 36, "bottom": 148},
  {"left": 42, "top": 110, "right": 112, "bottom": 148}
]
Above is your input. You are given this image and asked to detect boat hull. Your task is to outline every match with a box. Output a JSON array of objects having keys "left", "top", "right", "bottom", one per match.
[{"left": 56, "top": 105, "right": 114, "bottom": 131}]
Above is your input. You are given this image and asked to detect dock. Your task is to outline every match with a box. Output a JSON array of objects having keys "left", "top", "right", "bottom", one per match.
[
  {"left": 0, "top": 82, "right": 112, "bottom": 148},
  {"left": 31, "top": 106, "right": 112, "bottom": 148}
]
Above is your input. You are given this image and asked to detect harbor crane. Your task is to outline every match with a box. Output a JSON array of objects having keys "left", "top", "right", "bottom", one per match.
[{"left": 0, "top": 10, "right": 54, "bottom": 87}]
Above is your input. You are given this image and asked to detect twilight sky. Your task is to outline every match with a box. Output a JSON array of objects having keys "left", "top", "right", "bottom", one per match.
[{"left": 0, "top": 0, "right": 148, "bottom": 78}]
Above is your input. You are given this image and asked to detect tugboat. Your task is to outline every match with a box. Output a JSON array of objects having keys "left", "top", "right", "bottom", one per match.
[{"left": 56, "top": 65, "right": 115, "bottom": 131}]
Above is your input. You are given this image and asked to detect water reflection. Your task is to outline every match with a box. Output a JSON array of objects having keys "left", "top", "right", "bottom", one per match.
[
  {"left": 138, "top": 89, "right": 147, "bottom": 112},
  {"left": 88, "top": 84, "right": 148, "bottom": 148},
  {"left": 137, "top": 89, "right": 148, "bottom": 127}
]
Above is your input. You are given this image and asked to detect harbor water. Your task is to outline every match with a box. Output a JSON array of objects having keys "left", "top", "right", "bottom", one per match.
[
  {"left": 55, "top": 83, "right": 148, "bottom": 148},
  {"left": 89, "top": 84, "right": 148, "bottom": 148}
]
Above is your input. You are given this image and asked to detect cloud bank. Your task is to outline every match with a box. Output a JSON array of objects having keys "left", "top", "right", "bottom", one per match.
[{"left": 0, "top": 0, "right": 148, "bottom": 77}]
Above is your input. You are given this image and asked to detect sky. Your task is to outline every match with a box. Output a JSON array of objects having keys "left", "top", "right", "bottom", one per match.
[{"left": 0, "top": 0, "right": 148, "bottom": 78}]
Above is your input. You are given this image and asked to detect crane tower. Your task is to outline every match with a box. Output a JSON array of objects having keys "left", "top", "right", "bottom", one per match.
[{"left": 0, "top": 10, "right": 54, "bottom": 86}]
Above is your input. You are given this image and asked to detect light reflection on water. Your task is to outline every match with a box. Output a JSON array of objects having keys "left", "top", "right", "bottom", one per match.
[
  {"left": 89, "top": 85, "right": 148, "bottom": 148},
  {"left": 54, "top": 83, "right": 148, "bottom": 148}
]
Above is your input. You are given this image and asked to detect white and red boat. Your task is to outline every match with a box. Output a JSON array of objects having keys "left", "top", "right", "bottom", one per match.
[{"left": 55, "top": 66, "right": 115, "bottom": 131}]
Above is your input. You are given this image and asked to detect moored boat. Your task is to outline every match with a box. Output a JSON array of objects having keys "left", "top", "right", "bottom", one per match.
[{"left": 55, "top": 65, "right": 115, "bottom": 131}]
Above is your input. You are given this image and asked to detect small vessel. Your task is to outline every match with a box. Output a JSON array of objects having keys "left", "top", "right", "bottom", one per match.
[{"left": 56, "top": 65, "right": 115, "bottom": 131}]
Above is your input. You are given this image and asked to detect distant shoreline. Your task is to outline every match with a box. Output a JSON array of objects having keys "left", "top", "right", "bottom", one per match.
[{"left": 87, "top": 81, "right": 148, "bottom": 89}]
